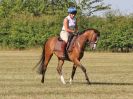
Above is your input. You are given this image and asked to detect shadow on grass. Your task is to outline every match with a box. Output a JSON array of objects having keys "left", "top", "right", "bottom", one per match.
[
  {"left": 73, "top": 81, "right": 133, "bottom": 86},
  {"left": 90, "top": 82, "right": 133, "bottom": 86}
]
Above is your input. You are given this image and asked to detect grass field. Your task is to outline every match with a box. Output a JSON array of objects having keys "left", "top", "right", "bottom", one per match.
[{"left": 0, "top": 51, "right": 133, "bottom": 99}]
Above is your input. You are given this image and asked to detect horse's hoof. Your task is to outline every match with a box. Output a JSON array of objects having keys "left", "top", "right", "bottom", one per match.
[
  {"left": 87, "top": 82, "right": 91, "bottom": 85},
  {"left": 69, "top": 78, "right": 72, "bottom": 84},
  {"left": 63, "top": 82, "right": 66, "bottom": 85},
  {"left": 61, "top": 75, "right": 66, "bottom": 84},
  {"left": 86, "top": 79, "right": 91, "bottom": 84},
  {"left": 61, "top": 81, "right": 66, "bottom": 84},
  {"left": 41, "top": 80, "right": 44, "bottom": 83}
]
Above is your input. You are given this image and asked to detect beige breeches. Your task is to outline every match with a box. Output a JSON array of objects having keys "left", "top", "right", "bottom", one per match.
[{"left": 60, "top": 31, "right": 70, "bottom": 43}]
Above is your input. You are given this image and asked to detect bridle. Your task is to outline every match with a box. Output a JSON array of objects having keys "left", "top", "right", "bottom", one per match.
[
  {"left": 76, "top": 31, "right": 99, "bottom": 49},
  {"left": 86, "top": 33, "right": 98, "bottom": 47}
]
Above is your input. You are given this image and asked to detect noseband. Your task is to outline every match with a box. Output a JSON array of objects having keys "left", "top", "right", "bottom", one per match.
[{"left": 86, "top": 33, "right": 97, "bottom": 46}]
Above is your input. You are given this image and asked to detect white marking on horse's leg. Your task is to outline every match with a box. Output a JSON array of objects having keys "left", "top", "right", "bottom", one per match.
[
  {"left": 93, "top": 44, "right": 97, "bottom": 49},
  {"left": 61, "top": 75, "right": 66, "bottom": 84},
  {"left": 69, "top": 78, "right": 72, "bottom": 84}
]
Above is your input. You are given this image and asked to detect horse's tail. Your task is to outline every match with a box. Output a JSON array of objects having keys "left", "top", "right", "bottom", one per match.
[{"left": 33, "top": 42, "right": 46, "bottom": 74}]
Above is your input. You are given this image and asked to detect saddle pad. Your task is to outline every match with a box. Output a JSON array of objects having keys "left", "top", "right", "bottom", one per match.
[{"left": 54, "top": 39, "right": 63, "bottom": 51}]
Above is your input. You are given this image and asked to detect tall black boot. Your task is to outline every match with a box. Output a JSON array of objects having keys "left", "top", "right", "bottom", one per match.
[{"left": 67, "top": 36, "right": 77, "bottom": 52}]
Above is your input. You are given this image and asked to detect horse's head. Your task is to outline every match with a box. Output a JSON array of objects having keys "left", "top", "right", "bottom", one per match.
[{"left": 85, "top": 29, "right": 100, "bottom": 50}]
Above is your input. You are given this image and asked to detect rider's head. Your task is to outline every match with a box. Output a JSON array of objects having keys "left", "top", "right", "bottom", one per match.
[{"left": 68, "top": 7, "right": 77, "bottom": 15}]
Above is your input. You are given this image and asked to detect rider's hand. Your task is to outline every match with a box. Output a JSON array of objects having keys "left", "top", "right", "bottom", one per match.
[{"left": 72, "top": 31, "right": 78, "bottom": 36}]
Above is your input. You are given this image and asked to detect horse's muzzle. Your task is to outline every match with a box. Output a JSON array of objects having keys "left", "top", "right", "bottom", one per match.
[
  {"left": 92, "top": 43, "right": 97, "bottom": 50},
  {"left": 89, "top": 42, "right": 97, "bottom": 50}
]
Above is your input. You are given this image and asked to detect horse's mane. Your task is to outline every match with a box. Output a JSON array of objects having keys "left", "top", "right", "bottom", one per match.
[{"left": 79, "top": 28, "right": 100, "bottom": 37}]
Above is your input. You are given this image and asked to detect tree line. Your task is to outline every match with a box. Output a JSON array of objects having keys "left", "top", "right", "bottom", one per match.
[{"left": 0, "top": 0, "right": 133, "bottom": 52}]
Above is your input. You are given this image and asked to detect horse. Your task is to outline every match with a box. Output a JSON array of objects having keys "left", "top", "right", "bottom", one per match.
[{"left": 35, "top": 28, "right": 100, "bottom": 84}]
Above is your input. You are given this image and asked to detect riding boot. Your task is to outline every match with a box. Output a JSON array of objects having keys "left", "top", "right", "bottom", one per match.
[
  {"left": 67, "top": 36, "right": 77, "bottom": 52},
  {"left": 60, "top": 41, "right": 67, "bottom": 59}
]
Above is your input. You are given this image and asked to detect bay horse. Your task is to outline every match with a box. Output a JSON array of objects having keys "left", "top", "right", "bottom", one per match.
[{"left": 35, "top": 28, "right": 100, "bottom": 84}]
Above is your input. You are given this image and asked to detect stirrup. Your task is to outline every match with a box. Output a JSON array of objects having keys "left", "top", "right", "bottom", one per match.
[
  {"left": 60, "top": 53, "right": 68, "bottom": 59},
  {"left": 60, "top": 56, "right": 67, "bottom": 60}
]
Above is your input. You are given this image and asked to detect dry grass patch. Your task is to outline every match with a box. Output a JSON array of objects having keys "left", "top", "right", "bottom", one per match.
[{"left": 0, "top": 51, "right": 133, "bottom": 99}]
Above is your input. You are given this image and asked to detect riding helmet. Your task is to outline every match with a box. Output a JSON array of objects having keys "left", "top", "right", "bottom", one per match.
[{"left": 68, "top": 7, "right": 77, "bottom": 14}]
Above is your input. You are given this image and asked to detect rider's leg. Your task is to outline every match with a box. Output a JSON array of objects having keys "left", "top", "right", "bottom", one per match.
[
  {"left": 67, "top": 36, "right": 76, "bottom": 52},
  {"left": 60, "top": 41, "right": 67, "bottom": 58},
  {"left": 60, "top": 31, "right": 69, "bottom": 58}
]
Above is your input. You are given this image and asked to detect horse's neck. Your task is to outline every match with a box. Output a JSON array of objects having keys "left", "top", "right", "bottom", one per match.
[{"left": 76, "top": 34, "right": 87, "bottom": 49}]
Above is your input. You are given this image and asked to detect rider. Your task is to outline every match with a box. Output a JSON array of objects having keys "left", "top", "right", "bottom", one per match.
[{"left": 60, "top": 7, "right": 78, "bottom": 58}]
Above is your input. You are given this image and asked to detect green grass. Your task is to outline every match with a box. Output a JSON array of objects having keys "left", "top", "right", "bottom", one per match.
[{"left": 0, "top": 51, "right": 133, "bottom": 99}]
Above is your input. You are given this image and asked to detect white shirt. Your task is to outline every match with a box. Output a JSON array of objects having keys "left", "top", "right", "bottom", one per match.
[{"left": 62, "top": 15, "right": 76, "bottom": 32}]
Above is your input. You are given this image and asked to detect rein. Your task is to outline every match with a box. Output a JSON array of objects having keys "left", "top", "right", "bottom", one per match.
[{"left": 74, "top": 29, "right": 99, "bottom": 49}]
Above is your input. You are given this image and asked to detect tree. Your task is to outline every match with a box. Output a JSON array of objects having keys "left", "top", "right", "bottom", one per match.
[
  {"left": 0, "top": 0, "right": 110, "bottom": 17},
  {"left": 76, "top": 0, "right": 110, "bottom": 16}
]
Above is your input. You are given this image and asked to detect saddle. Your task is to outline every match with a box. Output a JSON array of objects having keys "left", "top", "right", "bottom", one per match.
[
  {"left": 54, "top": 38, "right": 64, "bottom": 51},
  {"left": 54, "top": 35, "right": 77, "bottom": 52}
]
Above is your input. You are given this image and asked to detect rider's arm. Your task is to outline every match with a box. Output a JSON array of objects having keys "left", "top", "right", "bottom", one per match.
[{"left": 64, "top": 18, "right": 75, "bottom": 33}]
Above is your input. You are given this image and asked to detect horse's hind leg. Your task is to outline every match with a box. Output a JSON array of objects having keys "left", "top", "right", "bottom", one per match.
[
  {"left": 41, "top": 53, "right": 53, "bottom": 83},
  {"left": 57, "top": 59, "right": 66, "bottom": 84}
]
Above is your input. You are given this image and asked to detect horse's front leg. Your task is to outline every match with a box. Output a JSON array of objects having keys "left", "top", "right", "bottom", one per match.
[
  {"left": 74, "top": 59, "right": 91, "bottom": 84},
  {"left": 57, "top": 59, "right": 66, "bottom": 84},
  {"left": 80, "top": 64, "right": 91, "bottom": 84},
  {"left": 69, "top": 64, "right": 77, "bottom": 84}
]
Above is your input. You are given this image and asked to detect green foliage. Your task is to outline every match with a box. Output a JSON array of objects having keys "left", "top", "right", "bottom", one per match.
[
  {"left": 77, "top": 12, "right": 133, "bottom": 52},
  {"left": 92, "top": 15, "right": 133, "bottom": 52},
  {"left": 1, "top": 0, "right": 133, "bottom": 52}
]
